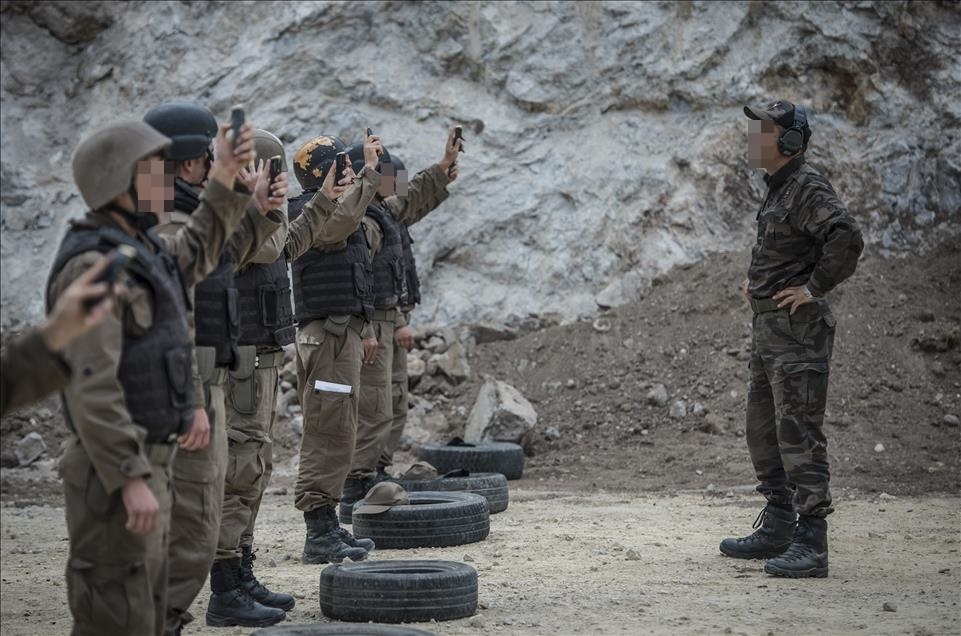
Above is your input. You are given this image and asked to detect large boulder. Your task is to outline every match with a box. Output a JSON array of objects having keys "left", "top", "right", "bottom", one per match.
[{"left": 465, "top": 379, "right": 538, "bottom": 443}]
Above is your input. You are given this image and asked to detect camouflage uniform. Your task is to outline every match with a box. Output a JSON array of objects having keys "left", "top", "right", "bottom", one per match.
[{"left": 746, "top": 155, "right": 863, "bottom": 517}]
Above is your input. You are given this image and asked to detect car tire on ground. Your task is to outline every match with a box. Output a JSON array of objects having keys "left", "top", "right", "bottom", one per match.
[
  {"left": 319, "top": 560, "right": 478, "bottom": 623},
  {"left": 414, "top": 440, "right": 525, "bottom": 480},
  {"left": 351, "top": 491, "right": 490, "bottom": 549},
  {"left": 398, "top": 472, "right": 509, "bottom": 514}
]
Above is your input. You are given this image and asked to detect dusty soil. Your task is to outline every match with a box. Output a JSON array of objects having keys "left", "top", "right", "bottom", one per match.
[
  {"left": 442, "top": 241, "right": 961, "bottom": 498},
  {"left": 1, "top": 488, "right": 958, "bottom": 635}
]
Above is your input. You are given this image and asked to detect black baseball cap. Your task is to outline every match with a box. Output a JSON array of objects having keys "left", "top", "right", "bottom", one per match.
[{"left": 744, "top": 100, "right": 802, "bottom": 129}]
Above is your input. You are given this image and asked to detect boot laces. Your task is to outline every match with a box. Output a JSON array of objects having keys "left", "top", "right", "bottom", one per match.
[{"left": 241, "top": 550, "right": 269, "bottom": 594}]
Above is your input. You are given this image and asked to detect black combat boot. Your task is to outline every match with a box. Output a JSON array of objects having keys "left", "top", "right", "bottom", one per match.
[
  {"left": 303, "top": 507, "right": 369, "bottom": 564},
  {"left": 719, "top": 504, "right": 796, "bottom": 559},
  {"left": 325, "top": 505, "right": 376, "bottom": 551},
  {"left": 764, "top": 516, "right": 829, "bottom": 578},
  {"left": 240, "top": 545, "right": 295, "bottom": 611},
  {"left": 205, "top": 558, "right": 286, "bottom": 627},
  {"left": 339, "top": 477, "right": 369, "bottom": 524}
]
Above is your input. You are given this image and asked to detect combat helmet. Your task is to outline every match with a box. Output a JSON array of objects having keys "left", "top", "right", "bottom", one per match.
[
  {"left": 72, "top": 121, "right": 171, "bottom": 211},
  {"left": 143, "top": 101, "right": 218, "bottom": 161},
  {"left": 253, "top": 129, "right": 287, "bottom": 171},
  {"left": 346, "top": 141, "right": 392, "bottom": 176},
  {"left": 292, "top": 135, "right": 346, "bottom": 189}
]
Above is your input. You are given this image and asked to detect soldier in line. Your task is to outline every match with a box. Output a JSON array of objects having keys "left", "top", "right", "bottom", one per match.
[
  {"left": 1, "top": 255, "right": 117, "bottom": 417},
  {"left": 342, "top": 127, "right": 463, "bottom": 508},
  {"left": 374, "top": 143, "right": 460, "bottom": 477},
  {"left": 288, "top": 130, "right": 385, "bottom": 564},
  {"left": 719, "top": 100, "right": 863, "bottom": 578},
  {"left": 143, "top": 103, "right": 290, "bottom": 631},
  {"left": 46, "top": 119, "right": 254, "bottom": 635},
  {"left": 209, "top": 128, "right": 354, "bottom": 626}
]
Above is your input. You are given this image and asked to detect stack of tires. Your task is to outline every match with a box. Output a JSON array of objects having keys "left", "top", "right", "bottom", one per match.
[{"left": 316, "top": 439, "right": 526, "bottom": 627}]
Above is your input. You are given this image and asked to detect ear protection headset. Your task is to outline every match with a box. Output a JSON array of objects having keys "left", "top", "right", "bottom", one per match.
[{"left": 777, "top": 105, "right": 808, "bottom": 156}]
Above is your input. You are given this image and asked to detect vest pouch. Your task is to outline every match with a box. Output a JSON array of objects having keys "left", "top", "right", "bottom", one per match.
[
  {"left": 165, "top": 345, "right": 193, "bottom": 409},
  {"left": 352, "top": 262, "right": 367, "bottom": 297},
  {"left": 259, "top": 283, "right": 278, "bottom": 328},
  {"left": 229, "top": 345, "right": 258, "bottom": 415},
  {"left": 195, "top": 346, "right": 217, "bottom": 385},
  {"left": 226, "top": 287, "right": 240, "bottom": 341}
]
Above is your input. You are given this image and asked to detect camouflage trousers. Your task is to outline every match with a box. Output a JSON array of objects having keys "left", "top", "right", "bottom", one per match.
[{"left": 746, "top": 299, "right": 836, "bottom": 518}]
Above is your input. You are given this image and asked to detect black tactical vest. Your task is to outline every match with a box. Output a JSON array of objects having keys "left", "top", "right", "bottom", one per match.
[
  {"left": 399, "top": 224, "right": 421, "bottom": 307},
  {"left": 174, "top": 179, "right": 239, "bottom": 367},
  {"left": 365, "top": 204, "right": 405, "bottom": 309},
  {"left": 288, "top": 191, "right": 374, "bottom": 325},
  {"left": 235, "top": 255, "right": 295, "bottom": 347},
  {"left": 47, "top": 224, "right": 194, "bottom": 443},
  {"left": 194, "top": 248, "right": 239, "bottom": 366}
]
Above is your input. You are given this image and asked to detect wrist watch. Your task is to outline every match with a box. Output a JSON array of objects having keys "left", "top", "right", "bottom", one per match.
[{"left": 802, "top": 286, "right": 814, "bottom": 299}]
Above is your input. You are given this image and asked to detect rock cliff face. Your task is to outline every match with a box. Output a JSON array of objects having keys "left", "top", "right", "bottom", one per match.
[{"left": 1, "top": 1, "right": 958, "bottom": 329}]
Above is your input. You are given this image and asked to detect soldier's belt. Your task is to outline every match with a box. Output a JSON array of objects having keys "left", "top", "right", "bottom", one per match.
[
  {"left": 750, "top": 297, "right": 782, "bottom": 314},
  {"left": 255, "top": 351, "right": 285, "bottom": 369},
  {"left": 144, "top": 442, "right": 178, "bottom": 467},
  {"left": 371, "top": 308, "right": 398, "bottom": 322},
  {"left": 320, "top": 315, "right": 368, "bottom": 338}
]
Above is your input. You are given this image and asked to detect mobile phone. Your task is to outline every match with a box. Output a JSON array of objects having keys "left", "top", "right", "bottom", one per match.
[
  {"left": 366, "top": 127, "right": 373, "bottom": 137},
  {"left": 230, "top": 105, "right": 245, "bottom": 148},
  {"left": 269, "top": 155, "right": 282, "bottom": 185},
  {"left": 335, "top": 152, "right": 348, "bottom": 181},
  {"left": 454, "top": 125, "right": 464, "bottom": 153},
  {"left": 84, "top": 245, "right": 136, "bottom": 311}
]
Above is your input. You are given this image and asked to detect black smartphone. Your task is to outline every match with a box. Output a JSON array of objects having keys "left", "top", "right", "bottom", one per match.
[
  {"left": 230, "top": 104, "right": 245, "bottom": 148},
  {"left": 269, "top": 155, "right": 282, "bottom": 185},
  {"left": 84, "top": 245, "right": 136, "bottom": 311},
  {"left": 335, "top": 152, "right": 348, "bottom": 181},
  {"left": 454, "top": 125, "right": 464, "bottom": 153},
  {"left": 366, "top": 127, "right": 373, "bottom": 137}
]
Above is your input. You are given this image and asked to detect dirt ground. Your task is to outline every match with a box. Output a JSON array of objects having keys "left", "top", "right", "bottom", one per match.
[{"left": 1, "top": 486, "right": 958, "bottom": 636}]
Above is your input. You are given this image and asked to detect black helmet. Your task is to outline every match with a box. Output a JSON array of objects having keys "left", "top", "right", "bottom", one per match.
[
  {"left": 391, "top": 155, "right": 406, "bottom": 173},
  {"left": 346, "top": 142, "right": 392, "bottom": 176},
  {"left": 143, "top": 101, "right": 217, "bottom": 161},
  {"left": 292, "top": 135, "right": 346, "bottom": 189}
]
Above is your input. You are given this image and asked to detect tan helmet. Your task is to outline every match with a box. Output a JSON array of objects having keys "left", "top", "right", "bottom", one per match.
[
  {"left": 253, "top": 129, "right": 287, "bottom": 171},
  {"left": 72, "top": 121, "right": 172, "bottom": 210}
]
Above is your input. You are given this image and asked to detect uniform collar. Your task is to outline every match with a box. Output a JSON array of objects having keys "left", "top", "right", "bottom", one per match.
[{"left": 764, "top": 155, "right": 805, "bottom": 191}]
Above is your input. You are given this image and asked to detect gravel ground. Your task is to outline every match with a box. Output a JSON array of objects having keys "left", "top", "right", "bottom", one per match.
[{"left": 2, "top": 486, "right": 958, "bottom": 636}]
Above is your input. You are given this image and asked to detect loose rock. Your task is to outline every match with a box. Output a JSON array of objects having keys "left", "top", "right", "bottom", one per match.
[
  {"left": 646, "top": 384, "right": 669, "bottom": 407},
  {"left": 465, "top": 379, "right": 538, "bottom": 443},
  {"left": 14, "top": 432, "right": 46, "bottom": 467}
]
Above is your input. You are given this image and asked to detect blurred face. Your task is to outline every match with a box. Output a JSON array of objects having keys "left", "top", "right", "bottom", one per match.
[
  {"left": 378, "top": 161, "right": 395, "bottom": 197},
  {"left": 747, "top": 119, "right": 782, "bottom": 169},
  {"left": 135, "top": 155, "right": 175, "bottom": 215}
]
